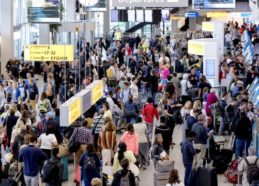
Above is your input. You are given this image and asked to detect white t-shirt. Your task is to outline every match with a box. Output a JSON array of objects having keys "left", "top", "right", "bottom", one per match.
[
  {"left": 130, "top": 83, "right": 139, "bottom": 100},
  {"left": 180, "top": 79, "right": 192, "bottom": 96},
  {"left": 39, "top": 133, "right": 57, "bottom": 150}
]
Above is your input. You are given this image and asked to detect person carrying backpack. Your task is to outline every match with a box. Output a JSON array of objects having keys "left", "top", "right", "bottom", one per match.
[
  {"left": 112, "top": 158, "right": 137, "bottom": 186},
  {"left": 79, "top": 144, "right": 101, "bottom": 186},
  {"left": 42, "top": 148, "right": 64, "bottom": 186},
  {"left": 238, "top": 147, "right": 259, "bottom": 185}
]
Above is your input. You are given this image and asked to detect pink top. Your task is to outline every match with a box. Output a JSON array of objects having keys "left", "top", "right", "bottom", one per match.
[
  {"left": 206, "top": 93, "right": 218, "bottom": 114},
  {"left": 120, "top": 132, "right": 139, "bottom": 155},
  {"left": 161, "top": 68, "right": 170, "bottom": 80}
]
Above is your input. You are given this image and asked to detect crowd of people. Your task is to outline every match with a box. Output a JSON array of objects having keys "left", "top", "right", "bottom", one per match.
[{"left": 0, "top": 21, "right": 258, "bottom": 186}]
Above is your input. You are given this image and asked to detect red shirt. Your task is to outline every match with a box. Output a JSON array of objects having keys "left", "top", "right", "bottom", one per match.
[{"left": 142, "top": 103, "right": 159, "bottom": 124}]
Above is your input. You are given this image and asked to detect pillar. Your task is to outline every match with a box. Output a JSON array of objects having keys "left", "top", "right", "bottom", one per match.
[
  {"left": 103, "top": 0, "right": 110, "bottom": 39},
  {"left": 64, "top": 0, "right": 76, "bottom": 21},
  {"left": 189, "top": 18, "right": 197, "bottom": 30},
  {"left": 0, "top": 0, "right": 13, "bottom": 75},
  {"left": 39, "top": 24, "right": 50, "bottom": 44},
  {"left": 171, "top": 20, "right": 179, "bottom": 33}
]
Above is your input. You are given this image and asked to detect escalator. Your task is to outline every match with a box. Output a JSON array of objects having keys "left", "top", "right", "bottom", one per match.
[{"left": 124, "top": 22, "right": 152, "bottom": 34}]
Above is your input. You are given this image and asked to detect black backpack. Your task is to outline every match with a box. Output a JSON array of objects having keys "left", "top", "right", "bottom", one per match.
[
  {"left": 42, "top": 160, "right": 60, "bottom": 184},
  {"left": 83, "top": 156, "right": 97, "bottom": 170},
  {"left": 244, "top": 158, "right": 259, "bottom": 184}
]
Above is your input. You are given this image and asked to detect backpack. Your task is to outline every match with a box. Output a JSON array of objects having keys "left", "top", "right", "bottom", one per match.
[
  {"left": 42, "top": 160, "right": 60, "bottom": 184},
  {"left": 120, "top": 171, "right": 139, "bottom": 186},
  {"left": 39, "top": 100, "right": 47, "bottom": 113},
  {"left": 83, "top": 156, "right": 97, "bottom": 170},
  {"left": 244, "top": 158, "right": 259, "bottom": 184},
  {"left": 172, "top": 109, "right": 183, "bottom": 124},
  {"left": 210, "top": 102, "right": 220, "bottom": 116}
]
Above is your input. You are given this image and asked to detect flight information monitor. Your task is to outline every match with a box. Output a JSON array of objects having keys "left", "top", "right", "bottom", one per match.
[{"left": 193, "top": 0, "right": 235, "bottom": 9}]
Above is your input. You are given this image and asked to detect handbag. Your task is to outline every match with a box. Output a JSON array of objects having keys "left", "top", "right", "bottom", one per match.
[
  {"left": 68, "top": 129, "right": 81, "bottom": 153},
  {"left": 172, "top": 109, "right": 183, "bottom": 124},
  {"left": 129, "top": 162, "right": 140, "bottom": 176},
  {"left": 58, "top": 138, "right": 70, "bottom": 157}
]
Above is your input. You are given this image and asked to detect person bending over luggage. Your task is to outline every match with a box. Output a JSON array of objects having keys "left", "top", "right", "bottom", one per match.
[
  {"left": 112, "top": 158, "right": 137, "bottom": 186},
  {"left": 180, "top": 131, "right": 197, "bottom": 186},
  {"left": 151, "top": 134, "right": 169, "bottom": 168},
  {"left": 238, "top": 146, "right": 259, "bottom": 185},
  {"left": 42, "top": 148, "right": 64, "bottom": 186},
  {"left": 191, "top": 114, "right": 213, "bottom": 169}
]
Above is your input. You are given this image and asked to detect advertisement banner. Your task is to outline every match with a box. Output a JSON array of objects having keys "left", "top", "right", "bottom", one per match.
[
  {"left": 27, "top": 0, "right": 61, "bottom": 23},
  {"left": 24, "top": 45, "right": 74, "bottom": 61},
  {"left": 112, "top": 0, "right": 188, "bottom": 8}
]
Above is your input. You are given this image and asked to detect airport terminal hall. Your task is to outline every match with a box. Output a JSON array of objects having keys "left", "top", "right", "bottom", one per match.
[{"left": 0, "top": 0, "right": 259, "bottom": 186}]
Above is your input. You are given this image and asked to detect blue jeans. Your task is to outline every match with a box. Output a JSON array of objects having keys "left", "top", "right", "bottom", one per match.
[
  {"left": 184, "top": 163, "right": 192, "bottom": 186},
  {"left": 235, "top": 138, "right": 251, "bottom": 158}
]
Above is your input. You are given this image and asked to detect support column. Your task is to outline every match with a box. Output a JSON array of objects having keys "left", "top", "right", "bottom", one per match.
[
  {"left": 103, "top": 0, "right": 110, "bottom": 39},
  {"left": 0, "top": 0, "right": 13, "bottom": 75},
  {"left": 39, "top": 24, "right": 50, "bottom": 44},
  {"left": 171, "top": 20, "right": 179, "bottom": 33},
  {"left": 189, "top": 18, "right": 197, "bottom": 30},
  {"left": 64, "top": 0, "right": 76, "bottom": 21}
]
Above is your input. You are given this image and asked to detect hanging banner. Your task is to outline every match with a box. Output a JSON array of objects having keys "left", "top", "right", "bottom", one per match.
[
  {"left": 24, "top": 45, "right": 74, "bottom": 61},
  {"left": 112, "top": 0, "right": 188, "bottom": 8},
  {"left": 27, "top": 0, "right": 61, "bottom": 23},
  {"left": 188, "top": 41, "right": 205, "bottom": 55}
]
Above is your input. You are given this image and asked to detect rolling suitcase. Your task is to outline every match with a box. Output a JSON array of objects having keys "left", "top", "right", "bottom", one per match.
[{"left": 190, "top": 159, "right": 218, "bottom": 186}]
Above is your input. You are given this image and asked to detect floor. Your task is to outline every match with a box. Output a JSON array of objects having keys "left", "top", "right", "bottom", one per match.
[
  {"left": 35, "top": 76, "right": 233, "bottom": 186},
  {"left": 59, "top": 125, "right": 233, "bottom": 186}
]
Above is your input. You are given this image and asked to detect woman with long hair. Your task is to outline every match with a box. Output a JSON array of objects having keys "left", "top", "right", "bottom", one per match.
[
  {"left": 113, "top": 142, "right": 136, "bottom": 173},
  {"left": 98, "top": 117, "right": 117, "bottom": 166},
  {"left": 120, "top": 124, "right": 139, "bottom": 156},
  {"left": 180, "top": 101, "right": 192, "bottom": 141},
  {"left": 79, "top": 144, "right": 101, "bottom": 186},
  {"left": 166, "top": 169, "right": 184, "bottom": 186},
  {"left": 38, "top": 127, "right": 58, "bottom": 158}
]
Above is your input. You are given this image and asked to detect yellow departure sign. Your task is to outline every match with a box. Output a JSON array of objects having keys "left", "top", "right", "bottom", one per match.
[{"left": 24, "top": 45, "right": 74, "bottom": 61}]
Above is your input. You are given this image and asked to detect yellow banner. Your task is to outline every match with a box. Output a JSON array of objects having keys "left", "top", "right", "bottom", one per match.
[
  {"left": 92, "top": 81, "right": 103, "bottom": 105},
  {"left": 170, "top": 15, "right": 184, "bottom": 21},
  {"left": 202, "top": 22, "right": 214, "bottom": 32},
  {"left": 24, "top": 45, "right": 74, "bottom": 61},
  {"left": 207, "top": 12, "right": 228, "bottom": 18},
  {"left": 68, "top": 98, "right": 81, "bottom": 125},
  {"left": 188, "top": 41, "right": 205, "bottom": 56}
]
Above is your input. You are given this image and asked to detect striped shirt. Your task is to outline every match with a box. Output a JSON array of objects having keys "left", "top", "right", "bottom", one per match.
[{"left": 92, "top": 115, "right": 105, "bottom": 135}]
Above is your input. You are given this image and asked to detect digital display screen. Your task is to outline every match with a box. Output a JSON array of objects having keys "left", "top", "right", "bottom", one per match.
[
  {"left": 193, "top": 0, "right": 235, "bottom": 9},
  {"left": 206, "top": 60, "right": 215, "bottom": 76},
  {"left": 145, "top": 10, "right": 152, "bottom": 22},
  {"left": 111, "top": 9, "right": 118, "bottom": 22},
  {"left": 128, "top": 10, "right": 135, "bottom": 22},
  {"left": 136, "top": 10, "right": 144, "bottom": 22},
  {"left": 162, "top": 10, "right": 170, "bottom": 21}
]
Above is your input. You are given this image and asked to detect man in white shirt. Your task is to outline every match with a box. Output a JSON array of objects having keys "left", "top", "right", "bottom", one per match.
[
  {"left": 130, "top": 77, "right": 139, "bottom": 103},
  {"left": 225, "top": 31, "right": 232, "bottom": 48},
  {"left": 238, "top": 147, "right": 259, "bottom": 185}
]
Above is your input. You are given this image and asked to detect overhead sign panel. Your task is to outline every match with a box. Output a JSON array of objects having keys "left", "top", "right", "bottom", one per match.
[
  {"left": 193, "top": 0, "right": 235, "bottom": 9},
  {"left": 24, "top": 45, "right": 74, "bottom": 61},
  {"left": 112, "top": 0, "right": 188, "bottom": 8},
  {"left": 188, "top": 41, "right": 205, "bottom": 55},
  {"left": 28, "top": 0, "right": 60, "bottom": 23}
]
